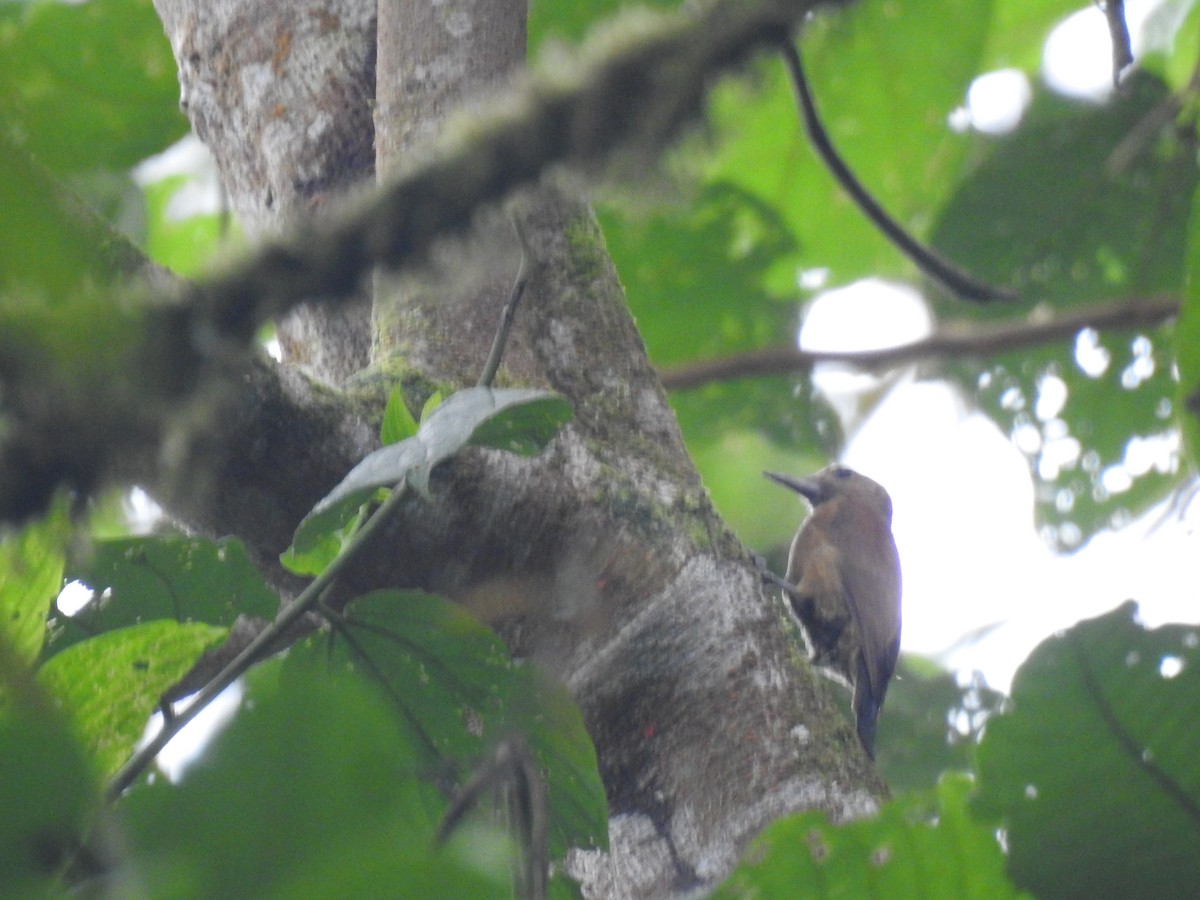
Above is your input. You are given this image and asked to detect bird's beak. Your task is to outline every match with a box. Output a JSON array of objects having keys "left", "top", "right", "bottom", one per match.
[{"left": 763, "top": 471, "right": 824, "bottom": 503}]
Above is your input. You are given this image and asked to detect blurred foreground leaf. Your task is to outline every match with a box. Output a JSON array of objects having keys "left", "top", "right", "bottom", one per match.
[
  {"left": 39, "top": 620, "right": 226, "bottom": 777},
  {"left": 975, "top": 602, "right": 1200, "bottom": 900},
  {"left": 713, "top": 775, "right": 1025, "bottom": 899},
  {"left": 51, "top": 535, "right": 277, "bottom": 659}
]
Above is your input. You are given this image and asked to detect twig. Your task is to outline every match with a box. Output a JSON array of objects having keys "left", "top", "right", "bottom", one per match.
[
  {"left": 436, "top": 736, "right": 548, "bottom": 900},
  {"left": 105, "top": 481, "right": 411, "bottom": 800},
  {"left": 658, "top": 295, "right": 1178, "bottom": 390},
  {"left": 778, "top": 40, "right": 1017, "bottom": 304},
  {"left": 1100, "top": 0, "right": 1134, "bottom": 86},
  {"left": 1106, "top": 50, "right": 1200, "bottom": 175},
  {"left": 478, "top": 214, "right": 533, "bottom": 389}
]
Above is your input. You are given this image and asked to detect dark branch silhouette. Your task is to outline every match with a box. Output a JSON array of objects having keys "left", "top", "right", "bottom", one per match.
[
  {"left": 779, "top": 40, "right": 1018, "bottom": 304},
  {"left": 1101, "top": 0, "right": 1134, "bottom": 85}
]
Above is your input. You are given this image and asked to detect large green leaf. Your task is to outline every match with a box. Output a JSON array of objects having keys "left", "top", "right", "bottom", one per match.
[
  {"left": 975, "top": 602, "right": 1200, "bottom": 900},
  {"left": 0, "top": 509, "right": 66, "bottom": 667},
  {"left": 931, "top": 74, "right": 1193, "bottom": 315},
  {"left": 49, "top": 535, "right": 278, "bottom": 659},
  {"left": 1178, "top": 178, "right": 1200, "bottom": 468},
  {"left": 0, "top": 0, "right": 185, "bottom": 173},
  {"left": 0, "top": 135, "right": 121, "bottom": 297},
  {"left": 38, "top": 620, "right": 226, "bottom": 777},
  {"left": 121, "top": 658, "right": 478, "bottom": 898},
  {"left": 288, "top": 590, "right": 608, "bottom": 860},
  {"left": 713, "top": 775, "right": 1025, "bottom": 899},
  {"left": 122, "top": 619, "right": 604, "bottom": 899},
  {"left": 0, "top": 638, "right": 98, "bottom": 898}
]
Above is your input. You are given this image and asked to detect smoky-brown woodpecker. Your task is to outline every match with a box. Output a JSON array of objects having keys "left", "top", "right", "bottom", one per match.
[{"left": 764, "top": 465, "right": 902, "bottom": 758}]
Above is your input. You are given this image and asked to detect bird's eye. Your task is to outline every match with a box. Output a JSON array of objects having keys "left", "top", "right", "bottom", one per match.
[{"left": 832, "top": 465, "right": 853, "bottom": 479}]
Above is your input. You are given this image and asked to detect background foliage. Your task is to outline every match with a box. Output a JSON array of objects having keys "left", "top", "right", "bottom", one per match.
[{"left": 1, "top": 0, "right": 1198, "bottom": 896}]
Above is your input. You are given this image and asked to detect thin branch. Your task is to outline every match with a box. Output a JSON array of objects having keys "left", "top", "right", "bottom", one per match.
[
  {"left": 437, "top": 736, "right": 548, "bottom": 900},
  {"left": 1100, "top": 0, "right": 1135, "bottom": 86},
  {"left": 658, "top": 295, "right": 1178, "bottom": 391},
  {"left": 778, "top": 40, "right": 1018, "bottom": 304},
  {"left": 1106, "top": 49, "right": 1200, "bottom": 175},
  {"left": 479, "top": 214, "right": 533, "bottom": 389},
  {"left": 105, "top": 480, "right": 412, "bottom": 800}
]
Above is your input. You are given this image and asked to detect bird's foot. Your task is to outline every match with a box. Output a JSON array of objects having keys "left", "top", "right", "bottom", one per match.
[{"left": 753, "top": 554, "right": 800, "bottom": 600}]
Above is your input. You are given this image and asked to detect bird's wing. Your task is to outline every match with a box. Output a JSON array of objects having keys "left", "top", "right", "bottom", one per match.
[{"left": 839, "top": 539, "right": 902, "bottom": 705}]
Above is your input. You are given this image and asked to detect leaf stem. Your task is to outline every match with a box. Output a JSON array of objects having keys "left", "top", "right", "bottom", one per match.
[{"left": 479, "top": 214, "right": 533, "bottom": 389}]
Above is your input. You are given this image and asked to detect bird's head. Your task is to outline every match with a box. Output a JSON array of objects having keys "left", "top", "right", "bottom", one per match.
[{"left": 764, "top": 464, "right": 893, "bottom": 522}]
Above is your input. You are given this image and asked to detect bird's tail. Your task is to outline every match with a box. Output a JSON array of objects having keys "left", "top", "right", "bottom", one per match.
[{"left": 852, "top": 654, "right": 880, "bottom": 759}]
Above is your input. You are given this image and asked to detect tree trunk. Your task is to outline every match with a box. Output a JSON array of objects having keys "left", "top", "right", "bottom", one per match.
[{"left": 150, "top": 0, "right": 885, "bottom": 895}]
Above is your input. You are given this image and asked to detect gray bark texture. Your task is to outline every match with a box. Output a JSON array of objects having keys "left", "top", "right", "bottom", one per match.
[{"left": 151, "top": 0, "right": 885, "bottom": 895}]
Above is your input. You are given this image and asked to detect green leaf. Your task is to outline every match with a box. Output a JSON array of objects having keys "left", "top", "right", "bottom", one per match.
[
  {"left": 0, "top": 511, "right": 67, "bottom": 668},
  {"left": 1178, "top": 178, "right": 1200, "bottom": 468},
  {"left": 975, "top": 602, "right": 1200, "bottom": 900},
  {"left": 278, "top": 495, "right": 374, "bottom": 577},
  {"left": 467, "top": 392, "right": 574, "bottom": 456},
  {"left": 285, "top": 388, "right": 571, "bottom": 566},
  {"left": 528, "top": 0, "right": 677, "bottom": 53},
  {"left": 0, "top": 135, "right": 120, "bottom": 297},
  {"left": 931, "top": 74, "right": 1193, "bottom": 314},
  {"left": 142, "top": 173, "right": 227, "bottom": 276},
  {"left": 713, "top": 775, "right": 1025, "bottom": 899},
  {"left": 50, "top": 535, "right": 278, "bottom": 659},
  {"left": 0, "top": 0, "right": 186, "bottom": 173},
  {"left": 119, "top": 657, "right": 499, "bottom": 900},
  {"left": 420, "top": 389, "right": 445, "bottom": 421},
  {"left": 289, "top": 591, "right": 608, "bottom": 860},
  {"left": 0, "top": 639, "right": 97, "bottom": 898},
  {"left": 38, "top": 620, "right": 226, "bottom": 777},
  {"left": 381, "top": 386, "right": 420, "bottom": 445}
]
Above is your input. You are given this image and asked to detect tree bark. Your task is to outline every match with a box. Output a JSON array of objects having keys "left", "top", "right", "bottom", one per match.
[
  {"left": 154, "top": 0, "right": 376, "bottom": 385},
  {"left": 150, "top": 0, "right": 885, "bottom": 895}
]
